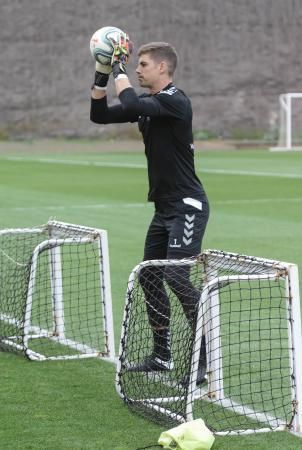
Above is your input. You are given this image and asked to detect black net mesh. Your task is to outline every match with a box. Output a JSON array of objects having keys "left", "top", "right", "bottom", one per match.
[
  {"left": 117, "top": 251, "right": 295, "bottom": 434},
  {"left": 0, "top": 221, "right": 110, "bottom": 360}
]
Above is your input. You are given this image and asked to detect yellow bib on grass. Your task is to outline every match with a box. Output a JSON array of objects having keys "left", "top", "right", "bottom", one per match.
[{"left": 158, "top": 418, "right": 215, "bottom": 450}]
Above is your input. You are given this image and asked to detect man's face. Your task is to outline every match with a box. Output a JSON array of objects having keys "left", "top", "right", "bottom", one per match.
[{"left": 136, "top": 53, "right": 161, "bottom": 89}]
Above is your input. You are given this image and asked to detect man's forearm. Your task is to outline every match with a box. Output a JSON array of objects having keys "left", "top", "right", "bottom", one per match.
[
  {"left": 91, "top": 75, "right": 132, "bottom": 99},
  {"left": 114, "top": 76, "right": 132, "bottom": 97},
  {"left": 91, "top": 88, "right": 107, "bottom": 100}
]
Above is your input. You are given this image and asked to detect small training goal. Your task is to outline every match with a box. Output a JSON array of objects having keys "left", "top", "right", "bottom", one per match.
[
  {"left": 0, "top": 220, "right": 115, "bottom": 361},
  {"left": 116, "top": 250, "right": 302, "bottom": 436}
]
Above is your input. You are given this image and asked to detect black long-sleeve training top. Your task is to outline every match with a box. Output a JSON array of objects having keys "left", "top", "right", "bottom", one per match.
[{"left": 90, "top": 83, "right": 207, "bottom": 203}]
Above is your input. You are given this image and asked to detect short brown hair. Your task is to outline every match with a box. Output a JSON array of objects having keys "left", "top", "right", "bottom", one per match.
[{"left": 138, "top": 42, "right": 178, "bottom": 76}]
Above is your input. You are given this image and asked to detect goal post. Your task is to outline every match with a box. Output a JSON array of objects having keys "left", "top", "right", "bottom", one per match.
[
  {"left": 0, "top": 220, "right": 115, "bottom": 362},
  {"left": 270, "top": 93, "right": 302, "bottom": 151},
  {"left": 116, "top": 250, "right": 302, "bottom": 436}
]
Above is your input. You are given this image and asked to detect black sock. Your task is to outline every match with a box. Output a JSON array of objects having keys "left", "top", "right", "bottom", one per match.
[
  {"left": 153, "top": 328, "right": 171, "bottom": 361},
  {"left": 199, "top": 335, "right": 206, "bottom": 365}
]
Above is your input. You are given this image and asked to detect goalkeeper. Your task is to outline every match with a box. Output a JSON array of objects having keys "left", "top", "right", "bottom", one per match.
[{"left": 90, "top": 35, "right": 210, "bottom": 385}]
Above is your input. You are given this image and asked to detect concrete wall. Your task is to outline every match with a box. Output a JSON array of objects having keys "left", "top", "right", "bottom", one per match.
[{"left": 1, "top": 0, "right": 302, "bottom": 139}]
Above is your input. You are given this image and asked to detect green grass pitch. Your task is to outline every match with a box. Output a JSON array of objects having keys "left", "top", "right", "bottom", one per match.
[{"left": 0, "top": 140, "right": 301, "bottom": 449}]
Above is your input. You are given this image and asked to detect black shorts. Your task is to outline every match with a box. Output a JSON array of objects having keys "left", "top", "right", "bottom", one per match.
[{"left": 143, "top": 198, "right": 210, "bottom": 261}]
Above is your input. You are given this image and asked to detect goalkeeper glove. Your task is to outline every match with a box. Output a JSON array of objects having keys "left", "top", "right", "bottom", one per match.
[
  {"left": 92, "top": 61, "right": 112, "bottom": 90},
  {"left": 110, "top": 32, "right": 133, "bottom": 79}
]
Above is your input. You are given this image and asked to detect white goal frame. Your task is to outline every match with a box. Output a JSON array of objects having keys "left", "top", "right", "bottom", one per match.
[
  {"left": 270, "top": 93, "right": 302, "bottom": 151},
  {"left": 116, "top": 250, "right": 302, "bottom": 436},
  {"left": 0, "top": 220, "right": 115, "bottom": 362},
  {"left": 194, "top": 251, "right": 302, "bottom": 436}
]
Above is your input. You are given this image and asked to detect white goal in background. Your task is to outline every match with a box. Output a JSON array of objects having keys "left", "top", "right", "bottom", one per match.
[
  {"left": 270, "top": 93, "right": 302, "bottom": 151},
  {"left": 0, "top": 220, "right": 115, "bottom": 361},
  {"left": 116, "top": 250, "right": 302, "bottom": 436}
]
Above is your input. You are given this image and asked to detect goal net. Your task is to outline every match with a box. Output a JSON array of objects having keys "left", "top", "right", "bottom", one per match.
[
  {"left": 271, "top": 93, "right": 302, "bottom": 151},
  {"left": 116, "top": 250, "right": 302, "bottom": 435},
  {"left": 0, "top": 220, "right": 115, "bottom": 361}
]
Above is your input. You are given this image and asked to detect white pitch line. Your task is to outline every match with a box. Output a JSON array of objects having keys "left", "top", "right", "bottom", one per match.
[
  {"left": 201, "top": 168, "right": 302, "bottom": 179},
  {"left": 0, "top": 198, "right": 301, "bottom": 213},
  {"left": 5, "top": 156, "right": 146, "bottom": 169},
  {"left": 0, "top": 203, "right": 150, "bottom": 212},
  {"left": 3, "top": 156, "right": 302, "bottom": 179},
  {"left": 214, "top": 197, "right": 302, "bottom": 205}
]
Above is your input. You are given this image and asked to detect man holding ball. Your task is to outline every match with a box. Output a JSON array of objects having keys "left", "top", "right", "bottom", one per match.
[{"left": 90, "top": 31, "right": 210, "bottom": 386}]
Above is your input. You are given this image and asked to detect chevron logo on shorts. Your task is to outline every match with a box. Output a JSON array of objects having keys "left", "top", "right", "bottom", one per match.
[{"left": 183, "top": 214, "right": 195, "bottom": 246}]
